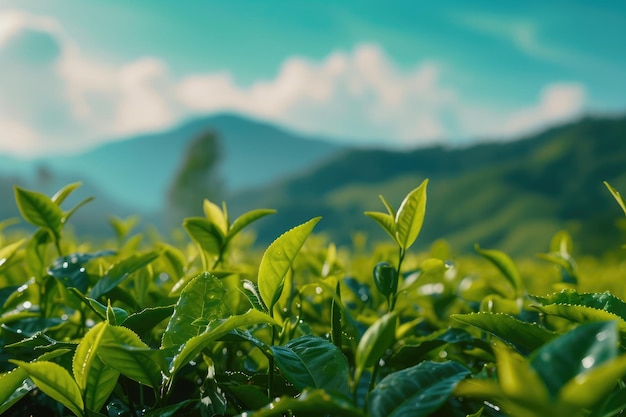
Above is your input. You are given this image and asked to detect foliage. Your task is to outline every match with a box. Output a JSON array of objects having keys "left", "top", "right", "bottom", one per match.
[{"left": 1, "top": 179, "right": 626, "bottom": 416}]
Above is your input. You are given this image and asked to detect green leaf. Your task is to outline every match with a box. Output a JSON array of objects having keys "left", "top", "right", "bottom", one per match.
[
  {"left": 10, "top": 360, "right": 84, "bottom": 417},
  {"left": 368, "top": 361, "right": 470, "bottom": 417},
  {"left": 452, "top": 312, "right": 557, "bottom": 354},
  {"left": 227, "top": 208, "right": 276, "bottom": 242},
  {"left": 48, "top": 251, "right": 114, "bottom": 293},
  {"left": 0, "top": 238, "right": 25, "bottom": 272},
  {"left": 364, "top": 211, "right": 397, "bottom": 244},
  {"left": 89, "top": 251, "right": 159, "bottom": 298},
  {"left": 63, "top": 196, "right": 95, "bottom": 224},
  {"left": 203, "top": 199, "right": 229, "bottom": 236},
  {"left": 560, "top": 354, "right": 626, "bottom": 410},
  {"left": 14, "top": 186, "right": 63, "bottom": 238},
  {"left": 51, "top": 182, "right": 82, "bottom": 205},
  {"left": 68, "top": 288, "right": 129, "bottom": 323},
  {"left": 379, "top": 194, "right": 396, "bottom": 218},
  {"left": 169, "top": 309, "right": 277, "bottom": 377},
  {"left": 474, "top": 244, "right": 522, "bottom": 296},
  {"left": 183, "top": 217, "right": 224, "bottom": 255},
  {"left": 605, "top": 181, "right": 626, "bottom": 216},
  {"left": 99, "top": 325, "right": 165, "bottom": 389},
  {"left": 121, "top": 305, "right": 176, "bottom": 336},
  {"left": 271, "top": 335, "right": 350, "bottom": 397},
  {"left": 0, "top": 367, "right": 34, "bottom": 414},
  {"left": 532, "top": 304, "right": 626, "bottom": 339},
  {"left": 161, "top": 272, "right": 229, "bottom": 350},
  {"left": 25, "top": 229, "right": 52, "bottom": 277},
  {"left": 240, "top": 279, "right": 267, "bottom": 312},
  {"left": 258, "top": 217, "right": 321, "bottom": 311},
  {"left": 532, "top": 290, "right": 626, "bottom": 321},
  {"left": 239, "top": 388, "right": 365, "bottom": 417},
  {"left": 73, "top": 322, "right": 119, "bottom": 411},
  {"left": 355, "top": 312, "right": 397, "bottom": 382},
  {"left": 490, "top": 340, "right": 550, "bottom": 401},
  {"left": 394, "top": 179, "right": 428, "bottom": 251},
  {"left": 530, "top": 321, "right": 619, "bottom": 398}
]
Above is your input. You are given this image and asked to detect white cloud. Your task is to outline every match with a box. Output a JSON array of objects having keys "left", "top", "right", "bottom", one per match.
[
  {"left": 490, "top": 83, "right": 586, "bottom": 138},
  {"left": 0, "top": 11, "right": 590, "bottom": 157}
]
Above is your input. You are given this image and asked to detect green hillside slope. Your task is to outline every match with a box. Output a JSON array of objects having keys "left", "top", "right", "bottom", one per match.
[{"left": 230, "top": 115, "right": 626, "bottom": 257}]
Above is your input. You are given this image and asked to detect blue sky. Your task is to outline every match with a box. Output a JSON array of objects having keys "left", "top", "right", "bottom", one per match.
[{"left": 1, "top": 1, "right": 625, "bottom": 157}]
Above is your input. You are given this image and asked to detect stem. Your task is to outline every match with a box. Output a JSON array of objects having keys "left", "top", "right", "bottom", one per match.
[
  {"left": 368, "top": 362, "right": 381, "bottom": 393},
  {"left": 53, "top": 233, "right": 63, "bottom": 257},
  {"left": 268, "top": 324, "right": 276, "bottom": 399},
  {"left": 390, "top": 247, "right": 406, "bottom": 312},
  {"left": 211, "top": 247, "right": 225, "bottom": 270}
]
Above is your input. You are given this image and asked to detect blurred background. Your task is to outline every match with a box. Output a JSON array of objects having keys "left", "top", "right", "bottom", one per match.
[{"left": 0, "top": 1, "right": 625, "bottom": 257}]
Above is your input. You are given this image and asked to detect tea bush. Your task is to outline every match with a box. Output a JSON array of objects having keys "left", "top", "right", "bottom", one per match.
[{"left": 1, "top": 180, "right": 626, "bottom": 416}]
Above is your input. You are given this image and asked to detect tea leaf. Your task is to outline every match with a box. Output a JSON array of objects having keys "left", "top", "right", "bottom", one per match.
[
  {"left": 161, "top": 272, "right": 229, "bottom": 350},
  {"left": 605, "top": 181, "right": 626, "bottom": 216},
  {"left": 559, "top": 353, "right": 626, "bottom": 410},
  {"left": 355, "top": 312, "right": 397, "bottom": 382},
  {"left": 183, "top": 217, "right": 224, "bottom": 255},
  {"left": 51, "top": 182, "right": 82, "bottom": 205},
  {"left": 271, "top": 335, "right": 350, "bottom": 397},
  {"left": 227, "top": 208, "right": 276, "bottom": 242},
  {"left": 530, "top": 321, "right": 618, "bottom": 398},
  {"left": 0, "top": 367, "right": 33, "bottom": 414},
  {"left": 452, "top": 312, "right": 557, "bottom": 354},
  {"left": 368, "top": 361, "right": 470, "bottom": 417},
  {"left": 10, "top": 360, "right": 84, "bottom": 417},
  {"left": 169, "top": 309, "right": 277, "bottom": 377},
  {"left": 99, "top": 325, "right": 165, "bottom": 389},
  {"left": 475, "top": 245, "right": 522, "bottom": 296},
  {"left": 14, "top": 186, "right": 63, "bottom": 238},
  {"left": 394, "top": 179, "right": 428, "bottom": 251},
  {"left": 258, "top": 217, "right": 321, "bottom": 311},
  {"left": 364, "top": 211, "right": 397, "bottom": 244},
  {"left": 90, "top": 251, "right": 159, "bottom": 298},
  {"left": 240, "top": 388, "right": 364, "bottom": 417},
  {"left": 73, "top": 322, "right": 119, "bottom": 411},
  {"left": 203, "top": 199, "right": 228, "bottom": 236},
  {"left": 532, "top": 290, "right": 626, "bottom": 321}
]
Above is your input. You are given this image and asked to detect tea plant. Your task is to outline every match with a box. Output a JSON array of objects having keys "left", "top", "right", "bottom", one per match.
[{"left": 0, "top": 180, "right": 626, "bottom": 416}]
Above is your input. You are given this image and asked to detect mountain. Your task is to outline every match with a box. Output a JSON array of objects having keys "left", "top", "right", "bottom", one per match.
[
  {"left": 228, "top": 114, "right": 626, "bottom": 257},
  {"left": 0, "top": 113, "right": 345, "bottom": 212}
]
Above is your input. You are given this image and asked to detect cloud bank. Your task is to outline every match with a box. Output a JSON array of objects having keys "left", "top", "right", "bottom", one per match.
[{"left": 0, "top": 10, "right": 587, "bottom": 157}]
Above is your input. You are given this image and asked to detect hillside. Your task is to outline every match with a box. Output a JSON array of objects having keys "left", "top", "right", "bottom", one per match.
[
  {"left": 0, "top": 113, "right": 345, "bottom": 212},
  {"left": 229, "top": 114, "right": 626, "bottom": 257}
]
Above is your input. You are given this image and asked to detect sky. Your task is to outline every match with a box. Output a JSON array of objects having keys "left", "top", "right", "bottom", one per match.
[{"left": 0, "top": 1, "right": 625, "bottom": 158}]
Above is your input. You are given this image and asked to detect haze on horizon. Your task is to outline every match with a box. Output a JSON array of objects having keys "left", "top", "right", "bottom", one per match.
[{"left": 0, "top": 1, "right": 625, "bottom": 158}]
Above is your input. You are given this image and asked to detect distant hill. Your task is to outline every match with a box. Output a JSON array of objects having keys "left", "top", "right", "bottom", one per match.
[
  {"left": 229, "top": 114, "right": 626, "bottom": 257},
  {"left": 0, "top": 113, "right": 345, "bottom": 212}
]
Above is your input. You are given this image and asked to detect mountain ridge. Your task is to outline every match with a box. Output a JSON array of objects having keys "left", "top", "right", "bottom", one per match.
[{"left": 229, "top": 114, "right": 626, "bottom": 257}]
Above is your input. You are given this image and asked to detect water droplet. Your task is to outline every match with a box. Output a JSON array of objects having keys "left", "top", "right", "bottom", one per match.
[
  {"left": 62, "top": 261, "right": 69, "bottom": 269},
  {"left": 582, "top": 355, "right": 595, "bottom": 369},
  {"left": 315, "top": 287, "right": 323, "bottom": 295},
  {"left": 22, "top": 301, "right": 32, "bottom": 309},
  {"left": 596, "top": 330, "right": 610, "bottom": 342}
]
